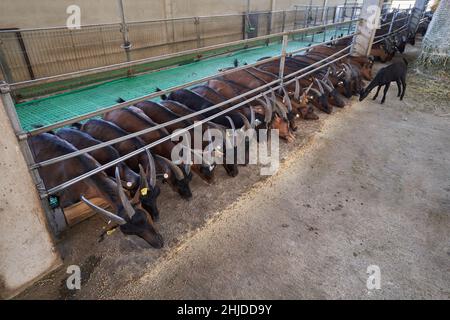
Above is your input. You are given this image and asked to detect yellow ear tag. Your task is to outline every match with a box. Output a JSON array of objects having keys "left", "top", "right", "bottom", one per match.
[
  {"left": 140, "top": 187, "right": 149, "bottom": 196},
  {"left": 107, "top": 228, "right": 117, "bottom": 236}
]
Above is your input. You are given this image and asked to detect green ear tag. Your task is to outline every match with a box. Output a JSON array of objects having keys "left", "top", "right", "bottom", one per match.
[{"left": 49, "top": 196, "right": 59, "bottom": 209}]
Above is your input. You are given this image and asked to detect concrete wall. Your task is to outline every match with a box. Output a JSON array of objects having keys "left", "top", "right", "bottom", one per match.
[
  {"left": 0, "top": 95, "right": 61, "bottom": 299},
  {"left": 0, "top": 0, "right": 355, "bottom": 29}
]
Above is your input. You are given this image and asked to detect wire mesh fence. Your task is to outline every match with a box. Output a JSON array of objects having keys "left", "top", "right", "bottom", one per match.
[{"left": 0, "top": 6, "right": 362, "bottom": 86}]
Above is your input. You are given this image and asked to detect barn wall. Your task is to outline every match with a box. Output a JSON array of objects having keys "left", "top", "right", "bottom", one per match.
[
  {"left": 0, "top": 96, "right": 61, "bottom": 299},
  {"left": 0, "top": 0, "right": 355, "bottom": 29}
]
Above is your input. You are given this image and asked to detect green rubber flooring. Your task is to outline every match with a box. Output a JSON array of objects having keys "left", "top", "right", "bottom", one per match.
[{"left": 15, "top": 28, "right": 351, "bottom": 131}]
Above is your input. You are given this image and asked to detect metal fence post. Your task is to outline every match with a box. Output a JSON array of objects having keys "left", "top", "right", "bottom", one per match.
[
  {"left": 195, "top": 17, "right": 202, "bottom": 48},
  {"left": 388, "top": 10, "right": 398, "bottom": 34},
  {"left": 0, "top": 81, "right": 66, "bottom": 235},
  {"left": 278, "top": 35, "right": 288, "bottom": 87},
  {"left": 282, "top": 10, "right": 286, "bottom": 32},
  {"left": 117, "top": 0, "right": 132, "bottom": 75}
]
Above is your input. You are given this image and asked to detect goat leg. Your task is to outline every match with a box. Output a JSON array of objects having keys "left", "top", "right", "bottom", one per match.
[{"left": 381, "top": 83, "right": 390, "bottom": 104}]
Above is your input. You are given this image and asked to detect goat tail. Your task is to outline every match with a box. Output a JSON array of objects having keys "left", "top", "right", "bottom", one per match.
[
  {"left": 402, "top": 58, "right": 408, "bottom": 66},
  {"left": 156, "top": 87, "right": 168, "bottom": 100}
]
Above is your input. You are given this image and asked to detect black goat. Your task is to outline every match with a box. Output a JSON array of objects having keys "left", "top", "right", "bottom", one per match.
[{"left": 359, "top": 58, "right": 408, "bottom": 104}]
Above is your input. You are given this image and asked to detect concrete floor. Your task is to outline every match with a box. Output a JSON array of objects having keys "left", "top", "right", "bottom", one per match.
[
  {"left": 18, "top": 42, "right": 450, "bottom": 300},
  {"left": 112, "top": 83, "right": 450, "bottom": 299}
]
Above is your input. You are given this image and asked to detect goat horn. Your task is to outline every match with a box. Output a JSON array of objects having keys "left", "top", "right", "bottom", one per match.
[
  {"left": 274, "top": 100, "right": 288, "bottom": 120},
  {"left": 225, "top": 115, "right": 236, "bottom": 147},
  {"left": 309, "top": 88, "right": 322, "bottom": 97},
  {"left": 115, "top": 167, "right": 135, "bottom": 219},
  {"left": 305, "top": 82, "right": 314, "bottom": 94},
  {"left": 281, "top": 87, "right": 293, "bottom": 112},
  {"left": 237, "top": 112, "right": 251, "bottom": 131},
  {"left": 257, "top": 97, "right": 273, "bottom": 123},
  {"left": 315, "top": 78, "right": 324, "bottom": 94},
  {"left": 294, "top": 78, "right": 301, "bottom": 100},
  {"left": 206, "top": 128, "right": 214, "bottom": 154},
  {"left": 81, "top": 195, "right": 126, "bottom": 225},
  {"left": 131, "top": 164, "right": 150, "bottom": 204},
  {"left": 249, "top": 106, "right": 256, "bottom": 129},
  {"left": 320, "top": 79, "right": 333, "bottom": 92},
  {"left": 145, "top": 149, "right": 156, "bottom": 188},
  {"left": 138, "top": 164, "right": 150, "bottom": 190}
]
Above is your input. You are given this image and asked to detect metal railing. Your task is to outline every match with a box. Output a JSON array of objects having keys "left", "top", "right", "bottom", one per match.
[
  {"left": 0, "top": 5, "right": 361, "bottom": 88},
  {"left": 0, "top": 19, "right": 360, "bottom": 205}
]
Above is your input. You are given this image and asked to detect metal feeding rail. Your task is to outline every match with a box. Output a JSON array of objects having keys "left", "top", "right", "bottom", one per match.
[
  {"left": 40, "top": 47, "right": 354, "bottom": 198},
  {"left": 17, "top": 19, "right": 360, "bottom": 138},
  {"left": 13, "top": 19, "right": 359, "bottom": 200}
]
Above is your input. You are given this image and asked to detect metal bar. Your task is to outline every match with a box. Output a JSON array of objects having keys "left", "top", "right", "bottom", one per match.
[
  {"left": 29, "top": 41, "right": 354, "bottom": 169},
  {"left": 21, "top": 55, "right": 278, "bottom": 139},
  {"left": 278, "top": 35, "right": 288, "bottom": 85},
  {"left": 372, "top": 25, "right": 408, "bottom": 45},
  {"left": 117, "top": 0, "right": 132, "bottom": 76},
  {"left": 39, "top": 51, "right": 353, "bottom": 198},
  {"left": 21, "top": 26, "right": 359, "bottom": 139},
  {"left": 195, "top": 17, "right": 201, "bottom": 48},
  {"left": 8, "top": 19, "right": 360, "bottom": 90},
  {"left": 15, "top": 30, "right": 35, "bottom": 80}
]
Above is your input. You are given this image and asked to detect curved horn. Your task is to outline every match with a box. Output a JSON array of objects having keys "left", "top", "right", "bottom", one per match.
[
  {"left": 249, "top": 106, "right": 256, "bottom": 128},
  {"left": 305, "top": 82, "right": 314, "bottom": 94},
  {"left": 281, "top": 87, "right": 293, "bottom": 112},
  {"left": 115, "top": 167, "right": 135, "bottom": 219},
  {"left": 309, "top": 88, "right": 322, "bottom": 97},
  {"left": 81, "top": 195, "right": 126, "bottom": 225},
  {"left": 294, "top": 78, "right": 301, "bottom": 100},
  {"left": 184, "top": 163, "right": 191, "bottom": 176},
  {"left": 325, "top": 77, "right": 334, "bottom": 89},
  {"left": 138, "top": 164, "right": 150, "bottom": 189},
  {"left": 315, "top": 78, "right": 324, "bottom": 94},
  {"left": 145, "top": 149, "right": 156, "bottom": 188},
  {"left": 257, "top": 97, "right": 273, "bottom": 123},
  {"left": 154, "top": 155, "right": 185, "bottom": 181},
  {"left": 225, "top": 115, "right": 236, "bottom": 147},
  {"left": 237, "top": 112, "right": 251, "bottom": 130},
  {"left": 132, "top": 164, "right": 151, "bottom": 204},
  {"left": 319, "top": 79, "right": 333, "bottom": 92},
  {"left": 274, "top": 100, "right": 288, "bottom": 120}
]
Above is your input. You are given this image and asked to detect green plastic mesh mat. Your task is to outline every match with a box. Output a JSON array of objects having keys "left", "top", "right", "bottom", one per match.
[{"left": 15, "top": 28, "right": 351, "bottom": 131}]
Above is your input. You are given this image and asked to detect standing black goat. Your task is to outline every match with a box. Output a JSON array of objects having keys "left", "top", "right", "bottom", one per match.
[{"left": 359, "top": 58, "right": 408, "bottom": 104}]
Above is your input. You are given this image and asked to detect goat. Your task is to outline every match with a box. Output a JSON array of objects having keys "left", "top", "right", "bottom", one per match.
[{"left": 359, "top": 58, "right": 408, "bottom": 104}]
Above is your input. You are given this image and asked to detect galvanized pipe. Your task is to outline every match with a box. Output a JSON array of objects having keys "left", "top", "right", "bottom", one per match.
[
  {"left": 20, "top": 55, "right": 279, "bottom": 139},
  {"left": 30, "top": 44, "right": 352, "bottom": 170},
  {"left": 40, "top": 51, "right": 353, "bottom": 198}
]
